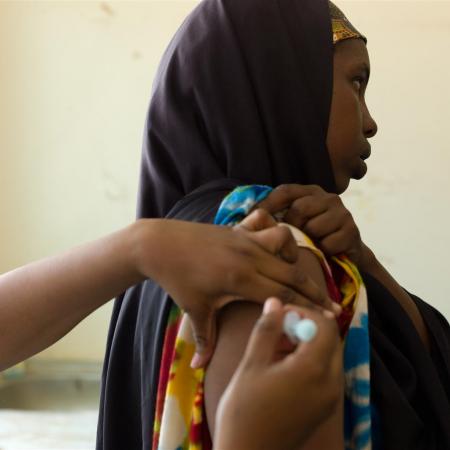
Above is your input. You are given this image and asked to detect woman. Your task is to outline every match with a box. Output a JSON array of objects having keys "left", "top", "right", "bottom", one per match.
[{"left": 97, "top": 1, "right": 450, "bottom": 449}]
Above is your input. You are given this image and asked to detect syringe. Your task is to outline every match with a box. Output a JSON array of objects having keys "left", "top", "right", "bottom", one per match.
[{"left": 283, "top": 311, "right": 318, "bottom": 343}]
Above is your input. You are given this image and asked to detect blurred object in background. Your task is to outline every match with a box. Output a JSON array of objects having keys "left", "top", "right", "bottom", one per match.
[
  {"left": 0, "top": 360, "right": 101, "bottom": 449},
  {"left": 0, "top": 1, "right": 195, "bottom": 447}
]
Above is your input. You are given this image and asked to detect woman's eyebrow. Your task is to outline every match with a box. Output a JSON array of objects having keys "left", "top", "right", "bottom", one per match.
[{"left": 348, "top": 60, "right": 371, "bottom": 82}]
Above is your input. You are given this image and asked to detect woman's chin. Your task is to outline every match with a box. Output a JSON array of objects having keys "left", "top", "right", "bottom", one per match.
[
  {"left": 335, "top": 178, "right": 350, "bottom": 194},
  {"left": 355, "top": 159, "right": 368, "bottom": 179}
]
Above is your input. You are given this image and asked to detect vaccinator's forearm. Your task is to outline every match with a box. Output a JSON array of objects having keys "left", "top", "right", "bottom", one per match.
[{"left": 0, "top": 222, "right": 147, "bottom": 371}]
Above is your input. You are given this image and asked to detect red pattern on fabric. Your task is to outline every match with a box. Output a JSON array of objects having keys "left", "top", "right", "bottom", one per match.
[
  {"left": 320, "top": 256, "right": 354, "bottom": 337},
  {"left": 330, "top": 262, "right": 354, "bottom": 336},
  {"left": 152, "top": 312, "right": 182, "bottom": 450},
  {"left": 152, "top": 253, "right": 355, "bottom": 450}
]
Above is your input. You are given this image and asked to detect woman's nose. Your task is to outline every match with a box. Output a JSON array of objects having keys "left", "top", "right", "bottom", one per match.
[{"left": 364, "top": 108, "right": 378, "bottom": 139}]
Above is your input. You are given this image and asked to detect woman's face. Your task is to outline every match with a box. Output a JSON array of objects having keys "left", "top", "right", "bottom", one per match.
[{"left": 326, "top": 38, "right": 378, "bottom": 194}]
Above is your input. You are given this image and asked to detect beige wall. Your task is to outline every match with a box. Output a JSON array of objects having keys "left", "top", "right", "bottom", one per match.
[
  {"left": 0, "top": 1, "right": 449, "bottom": 361},
  {"left": 341, "top": 1, "right": 450, "bottom": 321},
  {"left": 0, "top": 1, "right": 195, "bottom": 361}
]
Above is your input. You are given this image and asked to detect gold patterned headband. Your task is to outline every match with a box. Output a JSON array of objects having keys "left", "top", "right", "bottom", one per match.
[{"left": 329, "top": 1, "right": 366, "bottom": 45}]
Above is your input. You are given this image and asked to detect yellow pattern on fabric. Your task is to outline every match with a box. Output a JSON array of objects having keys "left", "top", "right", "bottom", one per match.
[
  {"left": 280, "top": 224, "right": 360, "bottom": 314},
  {"left": 329, "top": 1, "right": 365, "bottom": 44},
  {"left": 156, "top": 224, "right": 367, "bottom": 450},
  {"left": 332, "top": 21, "right": 360, "bottom": 44},
  {"left": 157, "top": 315, "right": 207, "bottom": 449},
  {"left": 332, "top": 256, "right": 359, "bottom": 311},
  {"left": 166, "top": 337, "right": 202, "bottom": 428}
]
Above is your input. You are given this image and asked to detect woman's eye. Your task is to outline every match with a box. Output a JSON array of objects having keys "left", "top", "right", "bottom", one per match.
[
  {"left": 352, "top": 75, "right": 367, "bottom": 94},
  {"left": 352, "top": 77, "right": 363, "bottom": 91}
]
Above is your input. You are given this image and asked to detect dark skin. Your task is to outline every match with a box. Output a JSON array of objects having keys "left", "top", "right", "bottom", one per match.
[
  {"left": 206, "top": 38, "right": 430, "bottom": 450},
  {"left": 215, "top": 299, "right": 343, "bottom": 450},
  {"left": 260, "top": 39, "right": 430, "bottom": 349},
  {"left": 326, "top": 38, "right": 377, "bottom": 194},
  {"left": 0, "top": 212, "right": 327, "bottom": 372}
]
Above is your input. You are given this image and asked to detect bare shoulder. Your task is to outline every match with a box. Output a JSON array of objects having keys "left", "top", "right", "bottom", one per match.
[{"left": 204, "top": 246, "right": 335, "bottom": 439}]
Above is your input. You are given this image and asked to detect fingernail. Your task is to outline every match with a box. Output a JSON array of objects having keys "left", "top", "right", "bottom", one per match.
[
  {"left": 323, "top": 310, "right": 335, "bottom": 319},
  {"left": 332, "top": 303, "right": 342, "bottom": 316},
  {"left": 263, "top": 297, "right": 280, "bottom": 314},
  {"left": 190, "top": 353, "right": 202, "bottom": 369}
]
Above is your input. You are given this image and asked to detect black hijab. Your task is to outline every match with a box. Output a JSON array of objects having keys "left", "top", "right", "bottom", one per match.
[
  {"left": 97, "top": 1, "right": 450, "bottom": 449},
  {"left": 137, "top": 0, "right": 335, "bottom": 220}
]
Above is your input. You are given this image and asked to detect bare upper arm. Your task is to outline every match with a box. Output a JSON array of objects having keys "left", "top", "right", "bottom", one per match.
[{"left": 204, "top": 246, "right": 344, "bottom": 449}]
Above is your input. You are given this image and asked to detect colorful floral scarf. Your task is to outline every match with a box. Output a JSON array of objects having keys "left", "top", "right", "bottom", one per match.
[{"left": 152, "top": 185, "right": 371, "bottom": 450}]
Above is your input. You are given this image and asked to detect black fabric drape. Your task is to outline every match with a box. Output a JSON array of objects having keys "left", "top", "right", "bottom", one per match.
[
  {"left": 97, "top": 0, "right": 450, "bottom": 449},
  {"left": 97, "top": 181, "right": 237, "bottom": 450},
  {"left": 366, "top": 273, "right": 450, "bottom": 450},
  {"left": 136, "top": 0, "right": 335, "bottom": 220}
]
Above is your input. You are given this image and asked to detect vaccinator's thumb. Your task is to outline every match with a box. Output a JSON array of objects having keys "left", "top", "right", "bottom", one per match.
[{"left": 189, "top": 308, "right": 217, "bottom": 369}]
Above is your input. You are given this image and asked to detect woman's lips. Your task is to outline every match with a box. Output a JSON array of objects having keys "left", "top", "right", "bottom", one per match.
[
  {"left": 359, "top": 158, "right": 368, "bottom": 174},
  {"left": 356, "top": 146, "right": 371, "bottom": 178},
  {"left": 360, "top": 146, "right": 371, "bottom": 160}
]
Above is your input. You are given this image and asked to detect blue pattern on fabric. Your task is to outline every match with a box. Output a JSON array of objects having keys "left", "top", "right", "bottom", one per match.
[
  {"left": 214, "top": 185, "right": 272, "bottom": 226},
  {"left": 343, "top": 311, "right": 371, "bottom": 450},
  {"left": 214, "top": 185, "right": 372, "bottom": 450}
]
